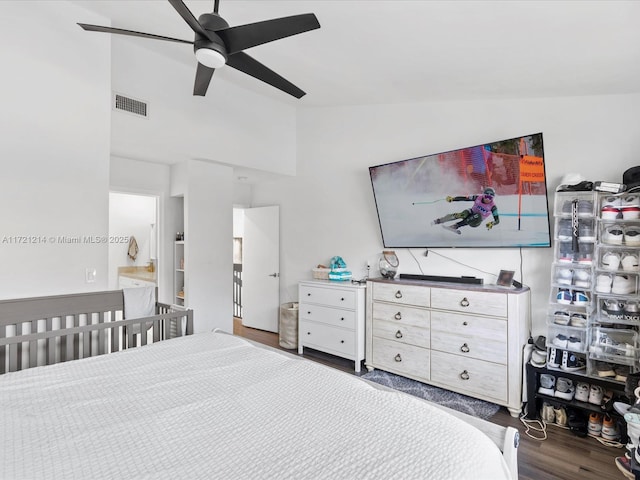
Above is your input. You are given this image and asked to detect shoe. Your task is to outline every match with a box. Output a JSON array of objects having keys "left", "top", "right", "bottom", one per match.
[
  {"left": 554, "top": 405, "right": 568, "bottom": 426},
  {"left": 578, "top": 221, "right": 596, "bottom": 241},
  {"left": 567, "top": 408, "right": 588, "bottom": 437},
  {"left": 578, "top": 200, "right": 593, "bottom": 216},
  {"left": 614, "top": 401, "right": 631, "bottom": 416},
  {"left": 556, "top": 267, "right": 573, "bottom": 285},
  {"left": 553, "top": 334, "right": 569, "bottom": 348},
  {"left": 557, "top": 218, "right": 572, "bottom": 241},
  {"left": 596, "top": 273, "right": 613, "bottom": 293},
  {"left": 553, "top": 310, "right": 570, "bottom": 325},
  {"left": 623, "top": 205, "right": 640, "bottom": 220},
  {"left": 567, "top": 336, "right": 583, "bottom": 351},
  {"left": 601, "top": 414, "right": 620, "bottom": 441},
  {"left": 589, "top": 385, "right": 604, "bottom": 405},
  {"left": 441, "top": 224, "right": 461, "bottom": 235},
  {"left": 561, "top": 351, "right": 586, "bottom": 372},
  {"left": 575, "top": 382, "right": 590, "bottom": 402},
  {"left": 602, "top": 205, "right": 622, "bottom": 220},
  {"left": 531, "top": 349, "right": 547, "bottom": 367},
  {"left": 603, "top": 299, "right": 624, "bottom": 320},
  {"left": 572, "top": 291, "right": 590, "bottom": 306},
  {"left": 622, "top": 253, "right": 640, "bottom": 272},
  {"left": 596, "top": 361, "right": 616, "bottom": 378},
  {"left": 541, "top": 402, "right": 555, "bottom": 423},
  {"left": 555, "top": 377, "right": 575, "bottom": 400},
  {"left": 573, "top": 269, "right": 591, "bottom": 288},
  {"left": 615, "top": 365, "right": 631, "bottom": 382},
  {"left": 612, "top": 274, "right": 637, "bottom": 294},
  {"left": 556, "top": 288, "right": 573, "bottom": 305},
  {"left": 558, "top": 242, "right": 575, "bottom": 263},
  {"left": 601, "top": 389, "right": 615, "bottom": 412},
  {"left": 615, "top": 457, "right": 635, "bottom": 480},
  {"left": 602, "top": 251, "right": 621, "bottom": 271},
  {"left": 562, "top": 200, "right": 576, "bottom": 216},
  {"left": 548, "top": 347, "right": 562, "bottom": 368},
  {"left": 588, "top": 412, "right": 603, "bottom": 436},
  {"left": 604, "top": 225, "right": 625, "bottom": 245},
  {"left": 624, "top": 302, "right": 640, "bottom": 322},
  {"left": 625, "top": 226, "right": 640, "bottom": 246},
  {"left": 602, "top": 195, "right": 622, "bottom": 217},
  {"left": 538, "top": 373, "right": 556, "bottom": 395},
  {"left": 570, "top": 312, "right": 587, "bottom": 327}
]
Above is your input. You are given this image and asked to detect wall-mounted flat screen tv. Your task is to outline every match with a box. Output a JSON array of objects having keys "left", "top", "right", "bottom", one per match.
[{"left": 369, "top": 132, "right": 551, "bottom": 248}]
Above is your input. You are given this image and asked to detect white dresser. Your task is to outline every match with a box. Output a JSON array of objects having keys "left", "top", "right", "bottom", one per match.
[
  {"left": 365, "top": 278, "right": 530, "bottom": 417},
  {"left": 298, "top": 280, "right": 366, "bottom": 372}
]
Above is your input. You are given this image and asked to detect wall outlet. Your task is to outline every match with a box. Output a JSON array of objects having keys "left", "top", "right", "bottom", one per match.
[{"left": 85, "top": 267, "right": 97, "bottom": 283}]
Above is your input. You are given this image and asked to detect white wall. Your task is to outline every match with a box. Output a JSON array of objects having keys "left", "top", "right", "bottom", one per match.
[
  {"left": 252, "top": 93, "right": 640, "bottom": 337},
  {"left": 0, "top": 1, "right": 111, "bottom": 299}
]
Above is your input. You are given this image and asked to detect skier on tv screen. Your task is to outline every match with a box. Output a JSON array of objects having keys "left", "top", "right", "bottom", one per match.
[{"left": 431, "top": 187, "right": 500, "bottom": 235}]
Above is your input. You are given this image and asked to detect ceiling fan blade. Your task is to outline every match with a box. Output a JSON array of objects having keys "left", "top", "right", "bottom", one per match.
[
  {"left": 168, "top": 0, "right": 212, "bottom": 39},
  {"left": 227, "top": 52, "right": 305, "bottom": 99},
  {"left": 194, "top": 62, "right": 216, "bottom": 96},
  {"left": 78, "top": 23, "right": 193, "bottom": 44},
  {"left": 216, "top": 14, "right": 320, "bottom": 54}
]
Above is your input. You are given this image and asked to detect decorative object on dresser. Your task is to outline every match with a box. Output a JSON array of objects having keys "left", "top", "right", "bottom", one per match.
[
  {"left": 298, "top": 279, "right": 366, "bottom": 372},
  {"left": 365, "top": 277, "right": 531, "bottom": 417}
]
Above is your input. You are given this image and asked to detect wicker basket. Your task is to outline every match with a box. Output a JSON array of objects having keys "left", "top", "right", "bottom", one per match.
[{"left": 312, "top": 267, "right": 330, "bottom": 280}]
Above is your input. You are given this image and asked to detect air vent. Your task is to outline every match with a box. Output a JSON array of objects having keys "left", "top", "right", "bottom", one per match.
[{"left": 113, "top": 93, "right": 148, "bottom": 117}]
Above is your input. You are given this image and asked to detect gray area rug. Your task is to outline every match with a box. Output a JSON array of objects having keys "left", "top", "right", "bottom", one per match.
[{"left": 361, "top": 370, "right": 500, "bottom": 420}]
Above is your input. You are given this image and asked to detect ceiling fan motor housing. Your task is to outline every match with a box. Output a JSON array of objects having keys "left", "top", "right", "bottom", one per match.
[{"left": 194, "top": 13, "right": 229, "bottom": 67}]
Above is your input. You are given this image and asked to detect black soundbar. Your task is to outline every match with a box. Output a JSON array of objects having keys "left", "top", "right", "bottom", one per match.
[{"left": 398, "top": 273, "right": 484, "bottom": 285}]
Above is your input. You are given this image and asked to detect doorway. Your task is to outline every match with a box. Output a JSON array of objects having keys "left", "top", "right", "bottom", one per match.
[{"left": 108, "top": 192, "right": 159, "bottom": 290}]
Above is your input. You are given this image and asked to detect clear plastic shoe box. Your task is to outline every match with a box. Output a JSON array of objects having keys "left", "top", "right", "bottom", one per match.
[{"left": 588, "top": 326, "right": 638, "bottom": 365}]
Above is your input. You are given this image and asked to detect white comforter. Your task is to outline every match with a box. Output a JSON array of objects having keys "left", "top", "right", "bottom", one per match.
[{"left": 1, "top": 332, "right": 511, "bottom": 479}]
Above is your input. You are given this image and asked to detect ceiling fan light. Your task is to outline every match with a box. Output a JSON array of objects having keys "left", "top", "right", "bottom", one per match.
[{"left": 195, "top": 48, "right": 226, "bottom": 69}]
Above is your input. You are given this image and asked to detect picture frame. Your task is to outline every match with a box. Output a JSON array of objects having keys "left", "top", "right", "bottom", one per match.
[{"left": 497, "top": 269, "right": 515, "bottom": 287}]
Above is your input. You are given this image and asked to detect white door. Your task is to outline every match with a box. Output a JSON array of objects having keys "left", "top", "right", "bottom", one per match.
[{"left": 242, "top": 205, "right": 280, "bottom": 332}]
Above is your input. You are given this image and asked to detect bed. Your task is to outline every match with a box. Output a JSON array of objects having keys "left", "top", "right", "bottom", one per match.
[{"left": 0, "top": 292, "right": 518, "bottom": 480}]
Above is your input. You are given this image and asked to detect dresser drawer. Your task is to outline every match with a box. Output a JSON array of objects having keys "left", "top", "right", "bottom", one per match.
[
  {"left": 372, "top": 282, "right": 430, "bottom": 308},
  {"left": 299, "top": 303, "right": 356, "bottom": 329},
  {"left": 371, "top": 302, "right": 429, "bottom": 327},
  {"left": 430, "top": 311, "right": 507, "bottom": 341},
  {"left": 372, "top": 319, "right": 430, "bottom": 348},
  {"left": 372, "top": 337, "right": 430, "bottom": 381},
  {"left": 430, "top": 289, "right": 507, "bottom": 317},
  {"left": 300, "top": 285, "right": 356, "bottom": 309},
  {"left": 430, "top": 330, "right": 507, "bottom": 364},
  {"left": 430, "top": 351, "right": 508, "bottom": 403},
  {"left": 299, "top": 320, "right": 355, "bottom": 357}
]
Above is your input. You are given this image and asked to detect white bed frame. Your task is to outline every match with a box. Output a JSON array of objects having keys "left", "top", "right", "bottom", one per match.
[{"left": 0, "top": 290, "right": 193, "bottom": 374}]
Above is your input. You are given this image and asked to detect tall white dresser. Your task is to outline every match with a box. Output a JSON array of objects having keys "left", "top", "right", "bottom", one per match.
[
  {"left": 366, "top": 277, "right": 530, "bottom": 417},
  {"left": 298, "top": 279, "right": 366, "bottom": 372}
]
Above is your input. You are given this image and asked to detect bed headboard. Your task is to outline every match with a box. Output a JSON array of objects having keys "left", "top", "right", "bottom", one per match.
[{"left": 0, "top": 290, "right": 193, "bottom": 374}]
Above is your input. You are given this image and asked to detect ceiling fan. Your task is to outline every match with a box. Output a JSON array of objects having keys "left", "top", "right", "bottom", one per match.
[{"left": 78, "top": 0, "right": 320, "bottom": 98}]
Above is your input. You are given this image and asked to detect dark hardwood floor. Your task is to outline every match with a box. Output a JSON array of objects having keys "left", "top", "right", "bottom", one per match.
[{"left": 233, "top": 318, "right": 626, "bottom": 480}]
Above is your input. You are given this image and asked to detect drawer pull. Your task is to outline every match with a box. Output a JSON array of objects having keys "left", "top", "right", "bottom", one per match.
[
  {"left": 460, "top": 370, "right": 470, "bottom": 380},
  {"left": 340, "top": 317, "right": 345, "bottom": 321},
  {"left": 463, "top": 321, "right": 468, "bottom": 326},
  {"left": 394, "top": 312, "right": 402, "bottom": 320},
  {"left": 395, "top": 290, "right": 403, "bottom": 299},
  {"left": 395, "top": 330, "right": 403, "bottom": 339},
  {"left": 307, "top": 311, "right": 311, "bottom": 315},
  {"left": 340, "top": 340, "right": 345, "bottom": 344},
  {"left": 307, "top": 332, "right": 311, "bottom": 335},
  {"left": 341, "top": 297, "right": 345, "bottom": 301},
  {"left": 307, "top": 293, "right": 311, "bottom": 296},
  {"left": 460, "top": 343, "right": 470, "bottom": 353},
  {"left": 394, "top": 354, "right": 402, "bottom": 362},
  {"left": 460, "top": 297, "right": 470, "bottom": 307}
]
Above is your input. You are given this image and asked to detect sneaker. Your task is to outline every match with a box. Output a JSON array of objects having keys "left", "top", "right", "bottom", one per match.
[
  {"left": 623, "top": 205, "right": 640, "bottom": 220},
  {"left": 621, "top": 194, "right": 640, "bottom": 208},
  {"left": 602, "top": 414, "right": 620, "bottom": 441},
  {"left": 612, "top": 274, "right": 637, "bottom": 294},
  {"left": 548, "top": 347, "right": 562, "bottom": 368},
  {"left": 578, "top": 242, "right": 594, "bottom": 265},
  {"left": 575, "top": 382, "right": 590, "bottom": 402},
  {"left": 531, "top": 349, "right": 547, "bottom": 367},
  {"left": 578, "top": 221, "right": 596, "bottom": 241},
  {"left": 558, "top": 242, "right": 575, "bottom": 263},
  {"left": 625, "top": 226, "right": 640, "bottom": 246},
  {"left": 554, "top": 405, "right": 568, "bottom": 426},
  {"left": 602, "top": 251, "right": 621, "bottom": 271},
  {"left": 622, "top": 253, "right": 640, "bottom": 272},
  {"left": 614, "top": 457, "right": 635, "bottom": 480},
  {"left": 541, "top": 402, "right": 555, "bottom": 423},
  {"left": 588, "top": 412, "right": 602, "bottom": 436},
  {"left": 596, "top": 361, "right": 616, "bottom": 378},
  {"left": 567, "top": 409, "right": 588, "bottom": 437},
  {"left": 595, "top": 274, "right": 613, "bottom": 293},
  {"left": 557, "top": 218, "right": 572, "bottom": 241},
  {"left": 604, "top": 299, "right": 624, "bottom": 320},
  {"left": 562, "top": 200, "right": 576, "bottom": 216},
  {"left": 614, "top": 401, "right": 631, "bottom": 416},
  {"left": 604, "top": 225, "right": 625, "bottom": 245},
  {"left": 567, "top": 336, "right": 583, "bottom": 351},
  {"left": 572, "top": 291, "right": 590, "bottom": 306},
  {"left": 561, "top": 351, "right": 586, "bottom": 372},
  {"left": 615, "top": 365, "right": 631, "bottom": 382},
  {"left": 555, "top": 377, "right": 575, "bottom": 400},
  {"left": 589, "top": 385, "right": 604, "bottom": 405},
  {"left": 556, "top": 267, "right": 573, "bottom": 285},
  {"left": 556, "top": 288, "right": 573, "bottom": 305},
  {"left": 553, "top": 310, "right": 570, "bottom": 325},
  {"left": 573, "top": 269, "right": 591, "bottom": 288},
  {"left": 602, "top": 205, "right": 623, "bottom": 220},
  {"left": 538, "top": 373, "right": 556, "bottom": 395},
  {"left": 570, "top": 312, "right": 587, "bottom": 327},
  {"left": 624, "top": 301, "right": 640, "bottom": 322},
  {"left": 578, "top": 200, "right": 593, "bottom": 216},
  {"left": 553, "top": 334, "right": 569, "bottom": 348},
  {"left": 602, "top": 195, "right": 622, "bottom": 209}
]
